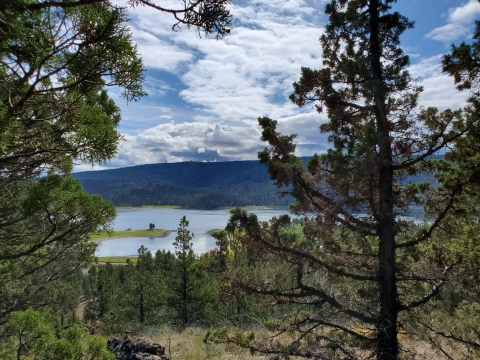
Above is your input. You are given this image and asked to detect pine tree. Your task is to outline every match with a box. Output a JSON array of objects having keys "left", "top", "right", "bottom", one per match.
[
  {"left": 173, "top": 216, "right": 195, "bottom": 325},
  {"left": 221, "top": 0, "right": 480, "bottom": 358},
  {"left": 122, "top": 246, "right": 166, "bottom": 325}
]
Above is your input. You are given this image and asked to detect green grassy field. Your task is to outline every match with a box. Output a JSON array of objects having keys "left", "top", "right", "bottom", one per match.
[
  {"left": 96, "top": 256, "right": 138, "bottom": 263},
  {"left": 90, "top": 228, "right": 171, "bottom": 242}
]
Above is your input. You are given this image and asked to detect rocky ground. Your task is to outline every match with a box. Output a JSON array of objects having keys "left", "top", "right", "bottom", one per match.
[{"left": 107, "top": 336, "right": 170, "bottom": 360}]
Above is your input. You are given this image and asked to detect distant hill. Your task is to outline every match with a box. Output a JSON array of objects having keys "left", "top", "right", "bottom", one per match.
[
  {"left": 72, "top": 160, "right": 294, "bottom": 209},
  {"left": 72, "top": 157, "right": 439, "bottom": 210}
]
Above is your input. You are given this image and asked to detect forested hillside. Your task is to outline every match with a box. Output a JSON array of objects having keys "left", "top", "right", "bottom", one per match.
[
  {"left": 72, "top": 158, "right": 439, "bottom": 209},
  {"left": 72, "top": 160, "right": 295, "bottom": 208}
]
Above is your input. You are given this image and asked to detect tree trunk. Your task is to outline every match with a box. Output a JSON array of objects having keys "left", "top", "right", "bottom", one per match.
[
  {"left": 369, "top": 0, "right": 399, "bottom": 358},
  {"left": 140, "top": 290, "right": 145, "bottom": 324},
  {"left": 182, "top": 266, "right": 188, "bottom": 325}
]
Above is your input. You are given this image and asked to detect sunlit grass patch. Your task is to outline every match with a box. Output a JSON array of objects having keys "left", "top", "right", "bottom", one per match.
[
  {"left": 96, "top": 256, "right": 138, "bottom": 264},
  {"left": 90, "top": 228, "right": 170, "bottom": 242}
]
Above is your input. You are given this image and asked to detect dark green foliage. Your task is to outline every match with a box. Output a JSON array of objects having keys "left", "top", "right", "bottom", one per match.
[
  {"left": 72, "top": 159, "right": 437, "bottom": 209},
  {"left": 0, "top": 0, "right": 232, "bottom": 355},
  {"left": 0, "top": 0, "right": 143, "bottom": 327},
  {"left": 443, "top": 20, "right": 480, "bottom": 95},
  {"left": 0, "top": 175, "right": 116, "bottom": 325},
  {"left": 172, "top": 216, "right": 199, "bottom": 325},
  {"left": 0, "top": 1, "right": 145, "bottom": 180},
  {"left": 9, "top": 0, "right": 232, "bottom": 39},
  {"left": 120, "top": 247, "right": 168, "bottom": 325}
]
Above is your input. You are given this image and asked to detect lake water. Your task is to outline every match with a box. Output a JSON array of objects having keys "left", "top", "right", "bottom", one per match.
[{"left": 96, "top": 208, "right": 292, "bottom": 257}]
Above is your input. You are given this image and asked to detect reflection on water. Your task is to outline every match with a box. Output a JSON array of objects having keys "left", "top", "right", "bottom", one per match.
[{"left": 96, "top": 208, "right": 291, "bottom": 257}]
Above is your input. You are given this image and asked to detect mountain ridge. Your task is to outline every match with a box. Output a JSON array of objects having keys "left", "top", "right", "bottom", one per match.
[
  {"left": 72, "top": 160, "right": 293, "bottom": 209},
  {"left": 72, "top": 157, "right": 439, "bottom": 210}
]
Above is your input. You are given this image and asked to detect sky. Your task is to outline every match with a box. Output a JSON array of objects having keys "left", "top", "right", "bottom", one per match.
[{"left": 76, "top": 0, "right": 479, "bottom": 171}]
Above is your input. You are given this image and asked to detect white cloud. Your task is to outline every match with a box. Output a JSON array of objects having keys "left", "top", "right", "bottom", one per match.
[
  {"left": 110, "top": 121, "right": 265, "bottom": 165},
  {"left": 132, "top": 29, "right": 193, "bottom": 72},
  {"left": 409, "top": 55, "right": 468, "bottom": 110},
  {"left": 141, "top": 75, "right": 174, "bottom": 97},
  {"left": 426, "top": 0, "right": 480, "bottom": 42},
  {"left": 425, "top": 23, "right": 470, "bottom": 42},
  {"left": 72, "top": 0, "right": 472, "bottom": 171},
  {"left": 101, "top": 0, "right": 329, "bottom": 167},
  {"left": 448, "top": 0, "right": 480, "bottom": 23}
]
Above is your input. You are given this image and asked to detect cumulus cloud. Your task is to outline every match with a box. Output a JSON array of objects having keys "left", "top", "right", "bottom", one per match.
[
  {"left": 95, "top": 0, "right": 330, "bottom": 167},
  {"left": 131, "top": 29, "right": 193, "bottom": 72},
  {"left": 425, "top": 23, "right": 470, "bottom": 42},
  {"left": 72, "top": 0, "right": 471, "bottom": 171},
  {"left": 425, "top": 0, "right": 480, "bottom": 42},
  {"left": 109, "top": 121, "right": 265, "bottom": 165},
  {"left": 409, "top": 55, "right": 468, "bottom": 110},
  {"left": 449, "top": 0, "right": 480, "bottom": 23}
]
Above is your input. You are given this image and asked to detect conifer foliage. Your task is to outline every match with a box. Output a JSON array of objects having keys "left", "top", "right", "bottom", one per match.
[
  {"left": 223, "top": 0, "right": 480, "bottom": 358},
  {"left": 173, "top": 216, "right": 195, "bottom": 325}
]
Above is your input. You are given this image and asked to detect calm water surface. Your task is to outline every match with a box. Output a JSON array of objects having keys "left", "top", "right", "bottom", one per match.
[{"left": 96, "top": 208, "right": 291, "bottom": 257}]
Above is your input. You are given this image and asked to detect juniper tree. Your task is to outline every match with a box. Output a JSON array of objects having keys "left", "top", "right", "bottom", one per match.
[
  {"left": 221, "top": 1, "right": 480, "bottom": 359},
  {"left": 0, "top": 175, "right": 116, "bottom": 325}
]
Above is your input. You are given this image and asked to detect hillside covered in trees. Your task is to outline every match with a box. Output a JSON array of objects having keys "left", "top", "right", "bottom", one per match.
[
  {"left": 72, "top": 158, "right": 439, "bottom": 209},
  {"left": 72, "top": 160, "right": 295, "bottom": 208}
]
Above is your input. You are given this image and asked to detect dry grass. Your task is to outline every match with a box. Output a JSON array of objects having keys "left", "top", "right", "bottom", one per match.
[
  {"left": 125, "top": 327, "right": 465, "bottom": 360},
  {"left": 148, "top": 328, "right": 271, "bottom": 360}
]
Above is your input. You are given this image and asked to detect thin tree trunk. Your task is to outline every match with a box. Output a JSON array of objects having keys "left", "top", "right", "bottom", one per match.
[
  {"left": 182, "top": 266, "right": 188, "bottom": 325},
  {"left": 140, "top": 290, "right": 145, "bottom": 324},
  {"left": 369, "top": 0, "right": 399, "bottom": 358}
]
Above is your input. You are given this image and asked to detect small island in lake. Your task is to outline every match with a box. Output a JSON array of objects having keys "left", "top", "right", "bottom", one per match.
[{"left": 90, "top": 228, "right": 172, "bottom": 242}]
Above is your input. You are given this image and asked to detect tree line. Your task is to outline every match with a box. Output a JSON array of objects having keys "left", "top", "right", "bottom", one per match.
[
  {"left": 83, "top": 216, "right": 220, "bottom": 331},
  {"left": 80, "top": 215, "right": 314, "bottom": 336}
]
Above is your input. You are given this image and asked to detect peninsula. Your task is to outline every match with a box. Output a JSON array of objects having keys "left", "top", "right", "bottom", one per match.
[{"left": 90, "top": 228, "right": 172, "bottom": 242}]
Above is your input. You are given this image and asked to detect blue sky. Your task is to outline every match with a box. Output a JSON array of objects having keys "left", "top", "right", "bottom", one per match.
[{"left": 77, "top": 0, "right": 478, "bottom": 170}]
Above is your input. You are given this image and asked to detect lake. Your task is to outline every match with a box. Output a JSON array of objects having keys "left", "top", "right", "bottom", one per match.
[{"left": 95, "top": 208, "right": 292, "bottom": 257}]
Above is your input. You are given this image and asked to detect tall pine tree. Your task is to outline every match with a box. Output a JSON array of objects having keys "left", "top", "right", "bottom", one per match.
[
  {"left": 221, "top": 0, "right": 480, "bottom": 358},
  {"left": 173, "top": 216, "right": 195, "bottom": 325}
]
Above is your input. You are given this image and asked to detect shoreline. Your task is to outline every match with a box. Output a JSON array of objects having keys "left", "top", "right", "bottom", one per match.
[
  {"left": 114, "top": 205, "right": 290, "bottom": 211},
  {"left": 220, "top": 206, "right": 289, "bottom": 211},
  {"left": 115, "top": 205, "right": 181, "bottom": 210}
]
